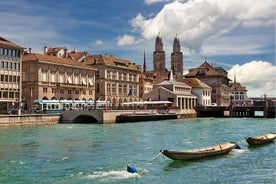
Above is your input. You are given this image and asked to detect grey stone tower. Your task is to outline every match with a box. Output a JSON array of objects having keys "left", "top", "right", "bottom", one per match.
[
  {"left": 171, "top": 36, "right": 183, "bottom": 79},
  {"left": 153, "top": 34, "right": 166, "bottom": 71}
]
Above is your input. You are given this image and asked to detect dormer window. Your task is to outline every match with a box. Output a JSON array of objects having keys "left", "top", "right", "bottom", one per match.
[{"left": 199, "top": 69, "right": 207, "bottom": 75}]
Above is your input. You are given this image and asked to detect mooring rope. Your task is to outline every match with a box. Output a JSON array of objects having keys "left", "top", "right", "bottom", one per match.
[{"left": 131, "top": 152, "right": 163, "bottom": 166}]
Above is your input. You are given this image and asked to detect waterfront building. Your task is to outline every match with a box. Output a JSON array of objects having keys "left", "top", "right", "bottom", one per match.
[
  {"left": 171, "top": 36, "right": 183, "bottom": 79},
  {"left": 0, "top": 36, "right": 23, "bottom": 113},
  {"left": 229, "top": 75, "right": 248, "bottom": 106},
  {"left": 86, "top": 55, "right": 141, "bottom": 107},
  {"left": 184, "top": 61, "right": 230, "bottom": 106},
  {"left": 179, "top": 78, "right": 212, "bottom": 106},
  {"left": 143, "top": 72, "right": 197, "bottom": 112},
  {"left": 22, "top": 53, "right": 96, "bottom": 110}
]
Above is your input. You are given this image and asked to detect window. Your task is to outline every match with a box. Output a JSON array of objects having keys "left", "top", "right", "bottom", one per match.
[
  {"left": 43, "top": 88, "right": 47, "bottom": 93},
  {"left": 74, "top": 75, "right": 79, "bottom": 84},
  {"left": 60, "top": 89, "right": 64, "bottom": 94},
  {"left": 42, "top": 70, "right": 47, "bottom": 82},
  {"left": 68, "top": 90, "right": 72, "bottom": 94},
  {"left": 67, "top": 74, "right": 72, "bottom": 84},
  {"left": 51, "top": 72, "right": 56, "bottom": 82},
  {"left": 75, "top": 90, "right": 79, "bottom": 94},
  {"left": 59, "top": 73, "right": 64, "bottom": 83},
  {"left": 52, "top": 88, "right": 56, "bottom": 93}
]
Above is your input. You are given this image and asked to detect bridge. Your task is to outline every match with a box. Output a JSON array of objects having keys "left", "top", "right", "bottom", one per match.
[
  {"left": 60, "top": 110, "right": 132, "bottom": 124},
  {"left": 196, "top": 105, "right": 275, "bottom": 118}
]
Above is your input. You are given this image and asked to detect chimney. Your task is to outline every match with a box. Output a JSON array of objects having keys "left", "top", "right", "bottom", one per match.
[
  {"left": 64, "top": 46, "right": 68, "bottom": 58},
  {"left": 28, "top": 48, "right": 32, "bottom": 53},
  {"left": 43, "top": 46, "right": 48, "bottom": 54}
]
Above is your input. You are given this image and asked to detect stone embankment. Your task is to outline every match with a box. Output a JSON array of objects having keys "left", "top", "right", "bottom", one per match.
[{"left": 0, "top": 114, "right": 60, "bottom": 127}]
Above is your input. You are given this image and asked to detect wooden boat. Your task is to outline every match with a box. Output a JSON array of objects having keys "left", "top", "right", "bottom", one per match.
[
  {"left": 160, "top": 142, "right": 238, "bottom": 161},
  {"left": 245, "top": 133, "right": 276, "bottom": 145}
]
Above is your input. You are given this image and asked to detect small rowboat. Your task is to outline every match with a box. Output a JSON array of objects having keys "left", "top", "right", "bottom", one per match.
[
  {"left": 160, "top": 142, "right": 237, "bottom": 161},
  {"left": 245, "top": 133, "right": 276, "bottom": 145}
]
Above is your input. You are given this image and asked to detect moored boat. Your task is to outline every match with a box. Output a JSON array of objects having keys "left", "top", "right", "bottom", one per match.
[
  {"left": 245, "top": 133, "right": 276, "bottom": 145},
  {"left": 160, "top": 142, "right": 238, "bottom": 161}
]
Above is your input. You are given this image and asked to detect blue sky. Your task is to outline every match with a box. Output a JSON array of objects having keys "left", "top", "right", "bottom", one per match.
[{"left": 0, "top": 0, "right": 275, "bottom": 97}]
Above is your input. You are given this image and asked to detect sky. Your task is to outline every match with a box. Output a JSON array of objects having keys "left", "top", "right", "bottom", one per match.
[{"left": 0, "top": 0, "right": 275, "bottom": 97}]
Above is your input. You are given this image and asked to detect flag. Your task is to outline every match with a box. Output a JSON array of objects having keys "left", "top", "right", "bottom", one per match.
[{"left": 128, "top": 88, "right": 132, "bottom": 96}]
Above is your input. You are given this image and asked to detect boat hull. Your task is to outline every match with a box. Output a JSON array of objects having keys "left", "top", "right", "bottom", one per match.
[
  {"left": 161, "top": 142, "right": 237, "bottom": 161},
  {"left": 246, "top": 133, "right": 276, "bottom": 145},
  {"left": 116, "top": 113, "right": 178, "bottom": 123}
]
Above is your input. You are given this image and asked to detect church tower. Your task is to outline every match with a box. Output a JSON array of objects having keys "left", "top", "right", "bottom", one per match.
[
  {"left": 153, "top": 34, "right": 166, "bottom": 71},
  {"left": 171, "top": 36, "right": 183, "bottom": 79}
]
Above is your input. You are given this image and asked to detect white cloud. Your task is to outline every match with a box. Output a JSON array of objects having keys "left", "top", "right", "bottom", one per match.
[
  {"left": 131, "top": 0, "right": 275, "bottom": 53},
  {"left": 228, "top": 61, "right": 276, "bottom": 97},
  {"left": 117, "top": 34, "right": 136, "bottom": 46},
  {"left": 95, "top": 40, "right": 103, "bottom": 45}
]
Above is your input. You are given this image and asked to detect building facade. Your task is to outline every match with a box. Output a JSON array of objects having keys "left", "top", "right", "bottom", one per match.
[
  {"left": 86, "top": 55, "right": 141, "bottom": 107},
  {"left": 179, "top": 78, "right": 212, "bottom": 106},
  {"left": 229, "top": 76, "right": 248, "bottom": 106},
  {"left": 184, "top": 61, "right": 230, "bottom": 106},
  {"left": 0, "top": 36, "right": 23, "bottom": 113},
  {"left": 144, "top": 73, "right": 197, "bottom": 111},
  {"left": 22, "top": 53, "right": 96, "bottom": 110}
]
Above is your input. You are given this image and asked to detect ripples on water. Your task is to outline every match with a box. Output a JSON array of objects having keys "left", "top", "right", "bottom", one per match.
[{"left": 0, "top": 118, "right": 275, "bottom": 183}]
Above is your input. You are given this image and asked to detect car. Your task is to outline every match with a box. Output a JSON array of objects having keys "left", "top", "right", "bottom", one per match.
[{"left": 211, "top": 103, "right": 217, "bottom": 106}]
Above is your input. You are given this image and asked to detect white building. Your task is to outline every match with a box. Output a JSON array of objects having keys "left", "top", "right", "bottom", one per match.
[
  {"left": 179, "top": 78, "right": 212, "bottom": 106},
  {"left": 144, "top": 73, "right": 197, "bottom": 112}
]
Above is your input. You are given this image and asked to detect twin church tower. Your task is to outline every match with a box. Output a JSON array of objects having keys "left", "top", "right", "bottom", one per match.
[{"left": 149, "top": 34, "right": 183, "bottom": 79}]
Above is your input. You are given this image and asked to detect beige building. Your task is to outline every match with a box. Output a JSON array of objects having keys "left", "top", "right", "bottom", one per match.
[
  {"left": 0, "top": 36, "right": 23, "bottom": 113},
  {"left": 22, "top": 53, "right": 97, "bottom": 110},
  {"left": 86, "top": 55, "right": 141, "bottom": 107},
  {"left": 184, "top": 61, "right": 230, "bottom": 106}
]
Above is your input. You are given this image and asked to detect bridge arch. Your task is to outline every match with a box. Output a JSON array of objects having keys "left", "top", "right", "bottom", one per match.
[{"left": 73, "top": 114, "right": 98, "bottom": 123}]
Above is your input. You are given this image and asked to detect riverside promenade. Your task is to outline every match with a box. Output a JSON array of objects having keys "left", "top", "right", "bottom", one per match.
[{"left": 0, "top": 108, "right": 196, "bottom": 126}]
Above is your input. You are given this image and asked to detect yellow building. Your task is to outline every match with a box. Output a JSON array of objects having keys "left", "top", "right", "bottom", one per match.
[
  {"left": 86, "top": 55, "right": 141, "bottom": 107},
  {"left": 22, "top": 53, "right": 96, "bottom": 110},
  {"left": 0, "top": 36, "right": 23, "bottom": 113}
]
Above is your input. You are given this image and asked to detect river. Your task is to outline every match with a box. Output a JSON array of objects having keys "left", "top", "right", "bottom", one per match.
[{"left": 0, "top": 118, "right": 275, "bottom": 183}]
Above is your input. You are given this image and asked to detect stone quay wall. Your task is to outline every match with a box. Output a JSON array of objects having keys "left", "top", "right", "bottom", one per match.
[{"left": 0, "top": 114, "right": 61, "bottom": 127}]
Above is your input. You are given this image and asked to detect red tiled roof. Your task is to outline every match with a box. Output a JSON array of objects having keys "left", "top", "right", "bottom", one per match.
[
  {"left": 86, "top": 55, "right": 141, "bottom": 70},
  {"left": 0, "top": 36, "right": 23, "bottom": 49},
  {"left": 22, "top": 53, "right": 94, "bottom": 69},
  {"left": 229, "top": 82, "right": 247, "bottom": 91},
  {"left": 178, "top": 78, "right": 211, "bottom": 88},
  {"left": 68, "top": 51, "right": 88, "bottom": 60},
  {"left": 185, "top": 61, "right": 228, "bottom": 78}
]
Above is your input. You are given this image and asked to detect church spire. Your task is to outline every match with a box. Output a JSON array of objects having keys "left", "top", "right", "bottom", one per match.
[{"left": 143, "top": 49, "right": 146, "bottom": 72}]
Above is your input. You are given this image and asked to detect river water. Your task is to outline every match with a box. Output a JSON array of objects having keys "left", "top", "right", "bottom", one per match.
[{"left": 0, "top": 118, "right": 275, "bottom": 183}]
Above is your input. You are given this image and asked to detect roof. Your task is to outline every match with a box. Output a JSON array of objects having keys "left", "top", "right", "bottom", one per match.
[
  {"left": 68, "top": 51, "right": 88, "bottom": 61},
  {"left": 178, "top": 78, "right": 211, "bottom": 89},
  {"left": 86, "top": 55, "right": 141, "bottom": 71},
  {"left": 46, "top": 47, "right": 64, "bottom": 56},
  {"left": 22, "top": 53, "right": 94, "bottom": 69},
  {"left": 229, "top": 82, "right": 247, "bottom": 91},
  {"left": 144, "top": 70, "right": 169, "bottom": 84},
  {"left": 184, "top": 61, "right": 229, "bottom": 78},
  {"left": 0, "top": 36, "right": 23, "bottom": 49},
  {"left": 156, "top": 79, "right": 191, "bottom": 88}
]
